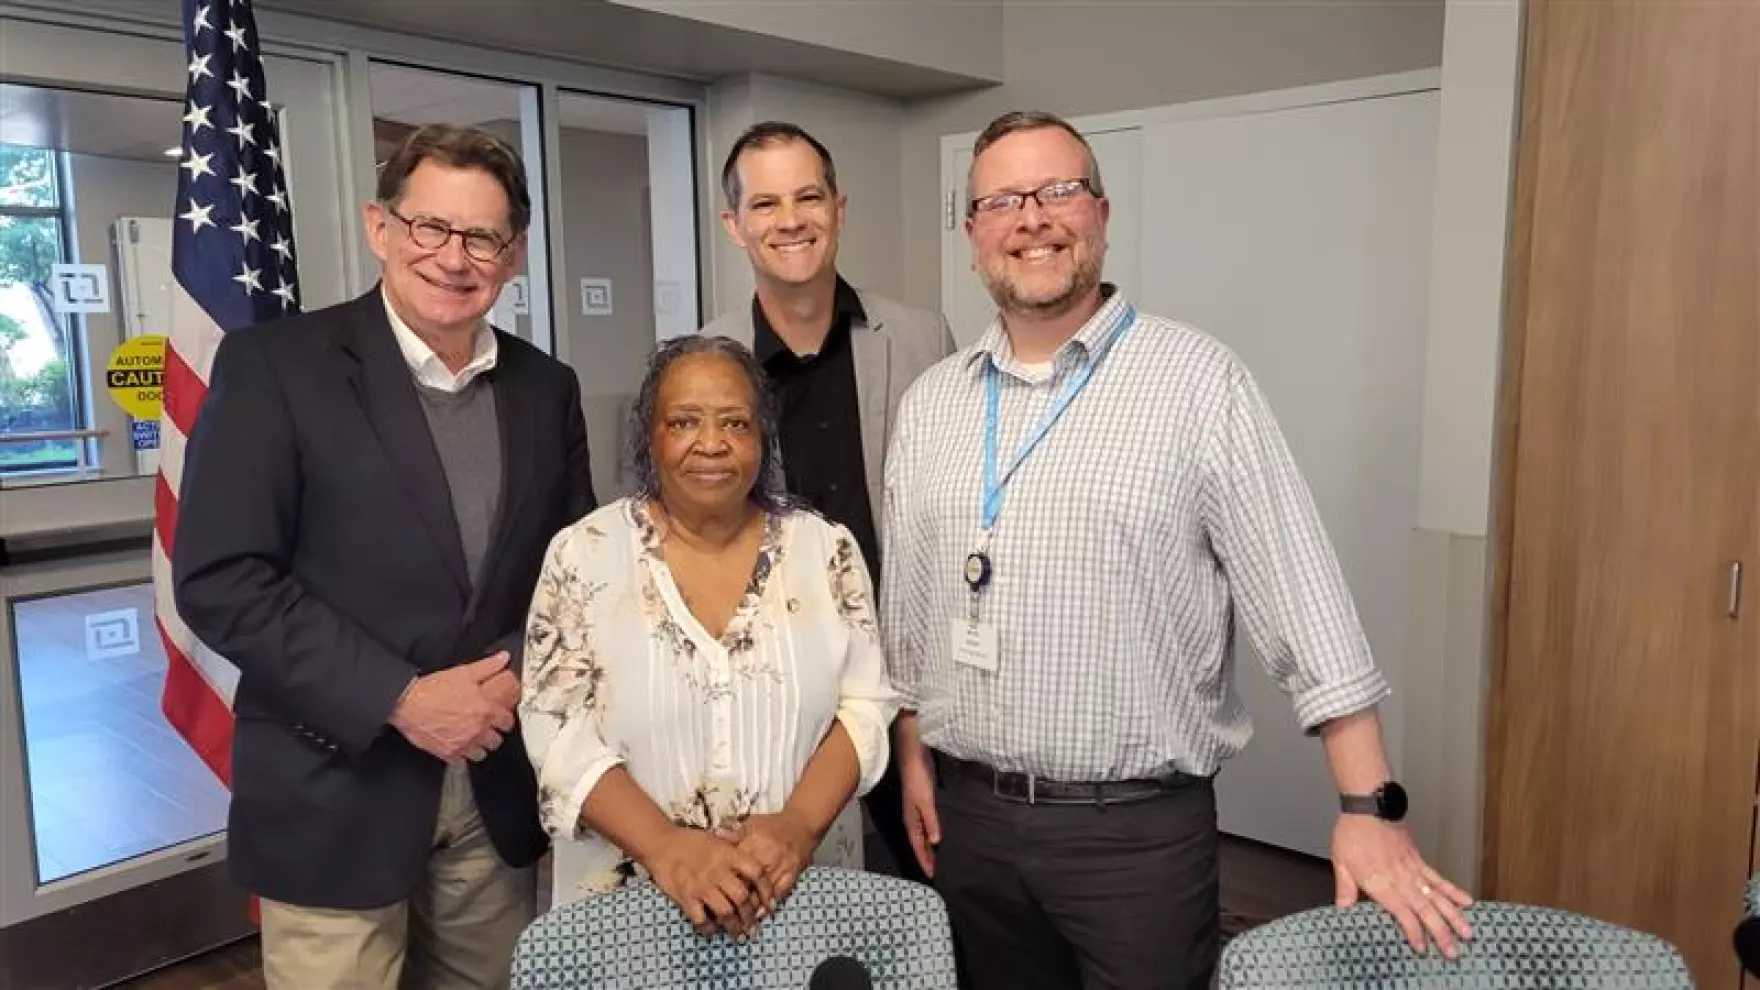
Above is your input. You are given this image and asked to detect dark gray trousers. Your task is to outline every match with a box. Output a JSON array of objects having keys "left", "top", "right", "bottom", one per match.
[{"left": 932, "top": 757, "right": 1221, "bottom": 990}]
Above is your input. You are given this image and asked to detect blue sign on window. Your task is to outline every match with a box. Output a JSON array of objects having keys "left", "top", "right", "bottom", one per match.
[{"left": 131, "top": 420, "right": 160, "bottom": 451}]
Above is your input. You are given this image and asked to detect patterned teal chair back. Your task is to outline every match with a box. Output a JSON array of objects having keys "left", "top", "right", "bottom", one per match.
[
  {"left": 510, "top": 867, "right": 958, "bottom": 989},
  {"left": 1220, "top": 902, "right": 1693, "bottom": 989}
]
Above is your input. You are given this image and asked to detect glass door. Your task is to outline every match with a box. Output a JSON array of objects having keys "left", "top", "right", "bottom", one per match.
[
  {"left": 0, "top": 16, "right": 352, "bottom": 988},
  {"left": 553, "top": 90, "right": 700, "bottom": 502}
]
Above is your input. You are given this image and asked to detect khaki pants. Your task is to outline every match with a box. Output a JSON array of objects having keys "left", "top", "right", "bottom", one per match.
[{"left": 260, "top": 764, "right": 537, "bottom": 990}]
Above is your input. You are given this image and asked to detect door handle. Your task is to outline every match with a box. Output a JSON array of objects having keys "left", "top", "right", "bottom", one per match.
[{"left": 1727, "top": 561, "right": 1744, "bottom": 619}]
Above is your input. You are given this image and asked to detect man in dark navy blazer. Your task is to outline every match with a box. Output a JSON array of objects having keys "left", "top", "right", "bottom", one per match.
[{"left": 174, "top": 124, "right": 594, "bottom": 990}]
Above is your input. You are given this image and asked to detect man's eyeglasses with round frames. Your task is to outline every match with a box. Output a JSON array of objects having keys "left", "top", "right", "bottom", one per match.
[
  {"left": 967, "top": 177, "right": 1099, "bottom": 219},
  {"left": 384, "top": 205, "right": 512, "bottom": 263}
]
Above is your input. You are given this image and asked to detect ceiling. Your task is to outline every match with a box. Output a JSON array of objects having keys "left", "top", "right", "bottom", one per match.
[
  {"left": 258, "top": 0, "right": 991, "bottom": 101},
  {"left": 0, "top": 84, "right": 183, "bottom": 164},
  {"left": 368, "top": 64, "right": 675, "bottom": 166},
  {"left": 0, "top": 71, "right": 675, "bottom": 175}
]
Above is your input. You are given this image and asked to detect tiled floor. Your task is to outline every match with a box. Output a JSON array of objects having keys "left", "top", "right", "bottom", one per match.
[{"left": 13, "top": 582, "right": 229, "bottom": 883}]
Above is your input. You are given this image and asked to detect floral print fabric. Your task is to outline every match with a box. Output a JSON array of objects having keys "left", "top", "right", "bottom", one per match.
[{"left": 520, "top": 497, "right": 899, "bottom": 907}]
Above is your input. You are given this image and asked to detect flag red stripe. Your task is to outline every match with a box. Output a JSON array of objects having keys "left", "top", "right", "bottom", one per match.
[
  {"left": 158, "top": 621, "right": 235, "bottom": 788},
  {"left": 161, "top": 344, "right": 209, "bottom": 439},
  {"left": 154, "top": 474, "right": 180, "bottom": 561}
]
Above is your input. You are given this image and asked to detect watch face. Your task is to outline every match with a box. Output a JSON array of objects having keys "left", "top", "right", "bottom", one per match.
[{"left": 1378, "top": 782, "right": 1409, "bottom": 821}]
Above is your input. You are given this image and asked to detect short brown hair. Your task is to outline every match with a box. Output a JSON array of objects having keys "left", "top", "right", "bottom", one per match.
[
  {"left": 968, "top": 110, "right": 1106, "bottom": 199},
  {"left": 721, "top": 121, "right": 838, "bottom": 208},
  {"left": 375, "top": 123, "right": 532, "bottom": 234}
]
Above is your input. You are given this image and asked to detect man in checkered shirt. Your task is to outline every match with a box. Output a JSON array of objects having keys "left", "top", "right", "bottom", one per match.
[{"left": 880, "top": 111, "right": 1472, "bottom": 990}]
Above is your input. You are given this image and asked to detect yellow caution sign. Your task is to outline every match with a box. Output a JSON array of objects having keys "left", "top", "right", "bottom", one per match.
[{"left": 106, "top": 334, "right": 166, "bottom": 420}]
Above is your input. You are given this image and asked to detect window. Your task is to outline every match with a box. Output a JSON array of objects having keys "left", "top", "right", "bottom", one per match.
[
  {"left": 0, "top": 82, "right": 190, "bottom": 488},
  {"left": 12, "top": 580, "right": 229, "bottom": 884},
  {"left": 0, "top": 144, "right": 80, "bottom": 476}
]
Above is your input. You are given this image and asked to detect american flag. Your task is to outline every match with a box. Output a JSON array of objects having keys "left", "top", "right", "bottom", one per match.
[{"left": 156, "top": 0, "right": 300, "bottom": 786}]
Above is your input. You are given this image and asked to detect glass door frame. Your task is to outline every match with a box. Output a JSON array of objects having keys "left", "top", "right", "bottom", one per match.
[
  {"left": 0, "top": 547, "right": 206, "bottom": 926},
  {"left": 0, "top": 6, "right": 364, "bottom": 540},
  {"left": 325, "top": 29, "right": 712, "bottom": 370},
  {"left": 551, "top": 87, "right": 705, "bottom": 348}
]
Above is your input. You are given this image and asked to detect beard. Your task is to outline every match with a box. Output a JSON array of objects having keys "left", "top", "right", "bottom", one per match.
[{"left": 978, "top": 240, "right": 1106, "bottom": 321}]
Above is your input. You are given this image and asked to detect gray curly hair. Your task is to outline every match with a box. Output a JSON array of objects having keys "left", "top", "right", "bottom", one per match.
[{"left": 624, "top": 334, "right": 793, "bottom": 513}]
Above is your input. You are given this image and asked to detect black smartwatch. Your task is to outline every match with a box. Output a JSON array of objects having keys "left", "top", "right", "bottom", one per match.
[{"left": 1340, "top": 781, "right": 1408, "bottom": 822}]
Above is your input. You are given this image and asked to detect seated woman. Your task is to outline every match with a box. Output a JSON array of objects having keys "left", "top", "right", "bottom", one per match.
[{"left": 519, "top": 334, "right": 898, "bottom": 935}]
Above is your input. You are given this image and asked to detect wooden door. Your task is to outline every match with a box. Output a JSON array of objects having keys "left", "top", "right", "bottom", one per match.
[{"left": 1484, "top": 1, "right": 1760, "bottom": 986}]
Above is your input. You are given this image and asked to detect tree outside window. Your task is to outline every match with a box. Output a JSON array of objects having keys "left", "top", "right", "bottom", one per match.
[{"left": 0, "top": 143, "right": 81, "bottom": 474}]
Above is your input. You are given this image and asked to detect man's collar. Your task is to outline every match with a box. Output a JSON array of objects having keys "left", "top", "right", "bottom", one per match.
[
  {"left": 968, "top": 282, "right": 1126, "bottom": 374},
  {"left": 380, "top": 286, "right": 498, "bottom": 392},
  {"left": 751, "top": 274, "right": 867, "bottom": 364}
]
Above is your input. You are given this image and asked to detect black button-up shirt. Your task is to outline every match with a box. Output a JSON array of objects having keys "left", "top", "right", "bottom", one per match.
[{"left": 753, "top": 277, "right": 881, "bottom": 585}]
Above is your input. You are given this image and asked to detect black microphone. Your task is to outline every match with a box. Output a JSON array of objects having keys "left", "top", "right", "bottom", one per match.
[
  {"left": 807, "top": 955, "right": 873, "bottom": 990},
  {"left": 1736, "top": 916, "right": 1760, "bottom": 979}
]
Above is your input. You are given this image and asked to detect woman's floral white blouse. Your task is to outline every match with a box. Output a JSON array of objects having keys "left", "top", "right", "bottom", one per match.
[{"left": 520, "top": 497, "right": 899, "bottom": 907}]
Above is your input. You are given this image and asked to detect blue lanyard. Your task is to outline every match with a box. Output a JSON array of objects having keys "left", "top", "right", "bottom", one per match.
[{"left": 980, "top": 304, "right": 1137, "bottom": 531}]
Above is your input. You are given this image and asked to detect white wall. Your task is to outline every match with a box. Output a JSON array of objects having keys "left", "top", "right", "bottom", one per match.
[
  {"left": 607, "top": 0, "right": 1005, "bottom": 83},
  {"left": 704, "top": 75, "right": 756, "bottom": 318},
  {"left": 900, "top": 0, "right": 1447, "bottom": 310},
  {"left": 1114, "top": 87, "right": 1441, "bottom": 859},
  {"left": 1401, "top": 0, "right": 1524, "bottom": 889},
  {"left": 703, "top": 73, "right": 906, "bottom": 319},
  {"left": 1417, "top": 0, "right": 1524, "bottom": 539}
]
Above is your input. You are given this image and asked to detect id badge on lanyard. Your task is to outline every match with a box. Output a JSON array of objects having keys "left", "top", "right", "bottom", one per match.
[{"left": 953, "top": 304, "right": 1137, "bottom": 673}]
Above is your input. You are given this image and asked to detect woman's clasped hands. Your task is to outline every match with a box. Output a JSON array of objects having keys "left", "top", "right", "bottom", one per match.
[{"left": 644, "top": 810, "right": 818, "bottom": 939}]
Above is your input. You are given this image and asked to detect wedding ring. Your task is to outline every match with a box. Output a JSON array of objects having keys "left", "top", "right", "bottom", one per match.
[{"left": 1419, "top": 883, "right": 1433, "bottom": 897}]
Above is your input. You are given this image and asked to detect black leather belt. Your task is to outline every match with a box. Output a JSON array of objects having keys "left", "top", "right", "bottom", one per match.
[{"left": 933, "top": 751, "right": 1204, "bottom": 806}]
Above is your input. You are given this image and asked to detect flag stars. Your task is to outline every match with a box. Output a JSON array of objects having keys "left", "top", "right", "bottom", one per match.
[
  {"left": 229, "top": 169, "right": 259, "bottom": 201},
  {"left": 180, "top": 198, "right": 215, "bottom": 233},
  {"left": 233, "top": 264, "right": 264, "bottom": 295},
  {"left": 226, "top": 70, "right": 253, "bottom": 104},
  {"left": 183, "top": 101, "right": 213, "bottom": 134},
  {"left": 180, "top": 0, "right": 298, "bottom": 316},
  {"left": 226, "top": 120, "right": 256, "bottom": 150},
  {"left": 181, "top": 150, "right": 215, "bottom": 181}
]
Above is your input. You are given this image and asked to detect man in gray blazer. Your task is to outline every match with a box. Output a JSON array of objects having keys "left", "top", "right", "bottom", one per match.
[{"left": 705, "top": 121, "right": 954, "bottom": 882}]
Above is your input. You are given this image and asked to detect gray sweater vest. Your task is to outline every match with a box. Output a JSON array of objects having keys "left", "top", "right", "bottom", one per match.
[{"left": 413, "top": 376, "right": 501, "bottom": 589}]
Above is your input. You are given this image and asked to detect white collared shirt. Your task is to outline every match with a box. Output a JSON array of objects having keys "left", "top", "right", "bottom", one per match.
[{"left": 382, "top": 289, "right": 498, "bottom": 392}]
